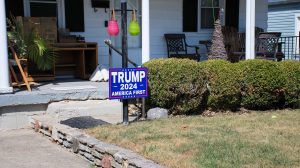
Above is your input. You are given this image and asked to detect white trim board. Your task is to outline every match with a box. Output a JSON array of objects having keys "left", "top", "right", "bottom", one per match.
[{"left": 295, "top": 13, "right": 300, "bottom": 37}]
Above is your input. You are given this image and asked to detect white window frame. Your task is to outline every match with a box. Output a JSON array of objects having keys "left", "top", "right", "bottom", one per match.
[
  {"left": 198, "top": 0, "right": 225, "bottom": 31},
  {"left": 23, "top": 0, "right": 65, "bottom": 28}
]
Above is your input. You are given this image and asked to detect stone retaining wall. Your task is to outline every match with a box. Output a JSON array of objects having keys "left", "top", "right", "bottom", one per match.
[{"left": 30, "top": 118, "right": 164, "bottom": 168}]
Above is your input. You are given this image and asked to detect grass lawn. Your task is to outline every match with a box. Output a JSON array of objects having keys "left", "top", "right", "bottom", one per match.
[{"left": 86, "top": 110, "right": 300, "bottom": 168}]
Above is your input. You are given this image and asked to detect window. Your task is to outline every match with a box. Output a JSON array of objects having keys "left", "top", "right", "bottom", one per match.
[
  {"left": 30, "top": 0, "right": 57, "bottom": 17},
  {"left": 200, "top": 0, "right": 220, "bottom": 29},
  {"left": 24, "top": 0, "right": 84, "bottom": 32},
  {"left": 5, "top": 0, "right": 24, "bottom": 17},
  {"left": 183, "top": 0, "right": 221, "bottom": 32},
  {"left": 26, "top": 0, "right": 57, "bottom": 17}
]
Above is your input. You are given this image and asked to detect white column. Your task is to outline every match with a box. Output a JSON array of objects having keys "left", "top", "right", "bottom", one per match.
[
  {"left": 142, "top": 0, "right": 150, "bottom": 63},
  {"left": 246, "top": 0, "right": 255, "bottom": 60},
  {"left": 0, "top": 0, "right": 13, "bottom": 93}
]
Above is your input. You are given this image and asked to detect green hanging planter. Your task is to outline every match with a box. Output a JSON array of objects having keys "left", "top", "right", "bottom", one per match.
[{"left": 129, "top": 9, "right": 140, "bottom": 36}]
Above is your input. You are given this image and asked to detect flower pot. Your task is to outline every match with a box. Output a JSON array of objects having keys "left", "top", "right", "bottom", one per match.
[
  {"left": 107, "top": 9, "right": 119, "bottom": 36},
  {"left": 129, "top": 9, "right": 140, "bottom": 36},
  {"left": 129, "top": 20, "right": 140, "bottom": 36},
  {"left": 107, "top": 20, "right": 119, "bottom": 36}
]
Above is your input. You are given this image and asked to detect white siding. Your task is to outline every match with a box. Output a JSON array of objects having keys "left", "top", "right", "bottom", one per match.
[
  {"left": 71, "top": 0, "right": 111, "bottom": 68},
  {"left": 72, "top": 0, "right": 268, "bottom": 67},
  {"left": 268, "top": 3, "right": 300, "bottom": 37},
  {"left": 239, "top": 0, "right": 268, "bottom": 32},
  {"left": 150, "top": 0, "right": 183, "bottom": 59}
]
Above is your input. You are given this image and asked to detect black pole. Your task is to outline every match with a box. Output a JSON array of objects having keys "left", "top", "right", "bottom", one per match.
[{"left": 121, "top": 0, "right": 129, "bottom": 125}]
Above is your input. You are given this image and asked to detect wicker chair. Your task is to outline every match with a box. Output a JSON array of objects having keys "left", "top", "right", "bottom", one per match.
[{"left": 164, "top": 34, "right": 201, "bottom": 61}]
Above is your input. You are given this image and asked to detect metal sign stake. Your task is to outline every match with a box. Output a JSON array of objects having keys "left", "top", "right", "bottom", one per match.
[{"left": 121, "top": 0, "right": 129, "bottom": 125}]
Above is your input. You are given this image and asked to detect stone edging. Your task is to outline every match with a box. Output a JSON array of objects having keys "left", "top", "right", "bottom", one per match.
[{"left": 29, "top": 118, "right": 164, "bottom": 168}]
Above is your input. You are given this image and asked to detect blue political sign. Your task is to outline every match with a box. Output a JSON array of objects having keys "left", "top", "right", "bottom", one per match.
[{"left": 109, "top": 68, "right": 148, "bottom": 99}]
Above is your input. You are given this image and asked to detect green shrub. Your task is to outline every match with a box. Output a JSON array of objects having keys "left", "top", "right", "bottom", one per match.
[
  {"left": 199, "top": 60, "right": 242, "bottom": 110},
  {"left": 281, "top": 61, "right": 300, "bottom": 108},
  {"left": 238, "top": 60, "right": 285, "bottom": 110},
  {"left": 143, "top": 58, "right": 208, "bottom": 115}
]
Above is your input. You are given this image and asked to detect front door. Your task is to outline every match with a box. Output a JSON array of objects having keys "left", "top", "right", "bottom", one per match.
[{"left": 225, "top": 0, "right": 239, "bottom": 29}]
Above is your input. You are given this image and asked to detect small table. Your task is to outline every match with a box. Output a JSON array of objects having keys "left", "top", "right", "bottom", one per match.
[{"left": 199, "top": 40, "right": 212, "bottom": 52}]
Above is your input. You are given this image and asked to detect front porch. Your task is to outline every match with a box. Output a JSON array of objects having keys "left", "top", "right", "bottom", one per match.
[
  {"left": 0, "top": 79, "right": 108, "bottom": 108},
  {"left": 1, "top": 0, "right": 264, "bottom": 94},
  {"left": 0, "top": 79, "right": 113, "bottom": 129}
]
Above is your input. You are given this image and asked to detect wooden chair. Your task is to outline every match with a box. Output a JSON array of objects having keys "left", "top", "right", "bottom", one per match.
[
  {"left": 8, "top": 42, "right": 32, "bottom": 91},
  {"left": 164, "top": 34, "right": 201, "bottom": 61},
  {"left": 222, "top": 27, "right": 240, "bottom": 62},
  {"left": 232, "top": 32, "right": 281, "bottom": 61}
]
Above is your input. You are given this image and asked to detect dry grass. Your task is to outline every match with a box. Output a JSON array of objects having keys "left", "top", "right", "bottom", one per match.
[{"left": 86, "top": 110, "right": 300, "bottom": 168}]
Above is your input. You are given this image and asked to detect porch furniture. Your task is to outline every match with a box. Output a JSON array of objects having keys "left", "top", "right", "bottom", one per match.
[
  {"left": 164, "top": 34, "right": 200, "bottom": 61},
  {"left": 17, "top": 17, "right": 98, "bottom": 81},
  {"left": 8, "top": 42, "right": 32, "bottom": 91},
  {"left": 53, "top": 43, "right": 98, "bottom": 79},
  {"left": 199, "top": 26, "right": 264, "bottom": 62},
  {"left": 255, "top": 32, "right": 282, "bottom": 60},
  {"left": 233, "top": 32, "right": 282, "bottom": 61}
]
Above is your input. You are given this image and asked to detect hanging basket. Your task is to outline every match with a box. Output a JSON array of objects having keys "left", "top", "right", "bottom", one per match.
[
  {"left": 107, "top": 9, "right": 119, "bottom": 36},
  {"left": 128, "top": 9, "right": 140, "bottom": 36}
]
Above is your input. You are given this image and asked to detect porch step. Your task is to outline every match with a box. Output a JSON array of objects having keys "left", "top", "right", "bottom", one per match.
[
  {"left": 0, "top": 80, "right": 138, "bottom": 130},
  {"left": 45, "top": 100, "right": 125, "bottom": 125},
  {"left": 0, "top": 99, "right": 130, "bottom": 130},
  {"left": 0, "top": 80, "right": 109, "bottom": 108}
]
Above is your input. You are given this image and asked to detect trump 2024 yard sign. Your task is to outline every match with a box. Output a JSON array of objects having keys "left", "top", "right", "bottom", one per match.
[{"left": 109, "top": 68, "right": 148, "bottom": 99}]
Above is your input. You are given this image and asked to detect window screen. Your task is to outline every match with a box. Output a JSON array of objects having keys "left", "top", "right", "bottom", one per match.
[{"left": 201, "top": 0, "right": 220, "bottom": 29}]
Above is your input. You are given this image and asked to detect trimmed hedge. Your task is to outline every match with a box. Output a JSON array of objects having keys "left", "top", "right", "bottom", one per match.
[
  {"left": 143, "top": 58, "right": 208, "bottom": 115},
  {"left": 238, "top": 60, "right": 286, "bottom": 110},
  {"left": 144, "top": 58, "right": 300, "bottom": 114},
  {"left": 281, "top": 61, "right": 300, "bottom": 108},
  {"left": 199, "top": 60, "right": 242, "bottom": 110}
]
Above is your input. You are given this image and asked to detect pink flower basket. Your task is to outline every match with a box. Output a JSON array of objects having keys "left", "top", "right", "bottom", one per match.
[{"left": 107, "top": 9, "right": 119, "bottom": 36}]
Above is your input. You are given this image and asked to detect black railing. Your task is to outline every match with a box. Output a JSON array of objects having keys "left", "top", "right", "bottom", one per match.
[
  {"left": 279, "top": 34, "right": 300, "bottom": 60},
  {"left": 104, "top": 40, "right": 139, "bottom": 67},
  {"left": 104, "top": 40, "right": 146, "bottom": 120}
]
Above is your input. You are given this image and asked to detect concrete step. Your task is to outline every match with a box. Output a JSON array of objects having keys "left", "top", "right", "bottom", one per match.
[{"left": 0, "top": 100, "right": 131, "bottom": 130}]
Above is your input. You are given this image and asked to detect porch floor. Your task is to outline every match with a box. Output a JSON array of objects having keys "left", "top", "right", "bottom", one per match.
[{"left": 0, "top": 79, "right": 109, "bottom": 108}]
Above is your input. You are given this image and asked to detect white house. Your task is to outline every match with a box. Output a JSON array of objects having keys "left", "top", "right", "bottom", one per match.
[{"left": 0, "top": 0, "right": 268, "bottom": 93}]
